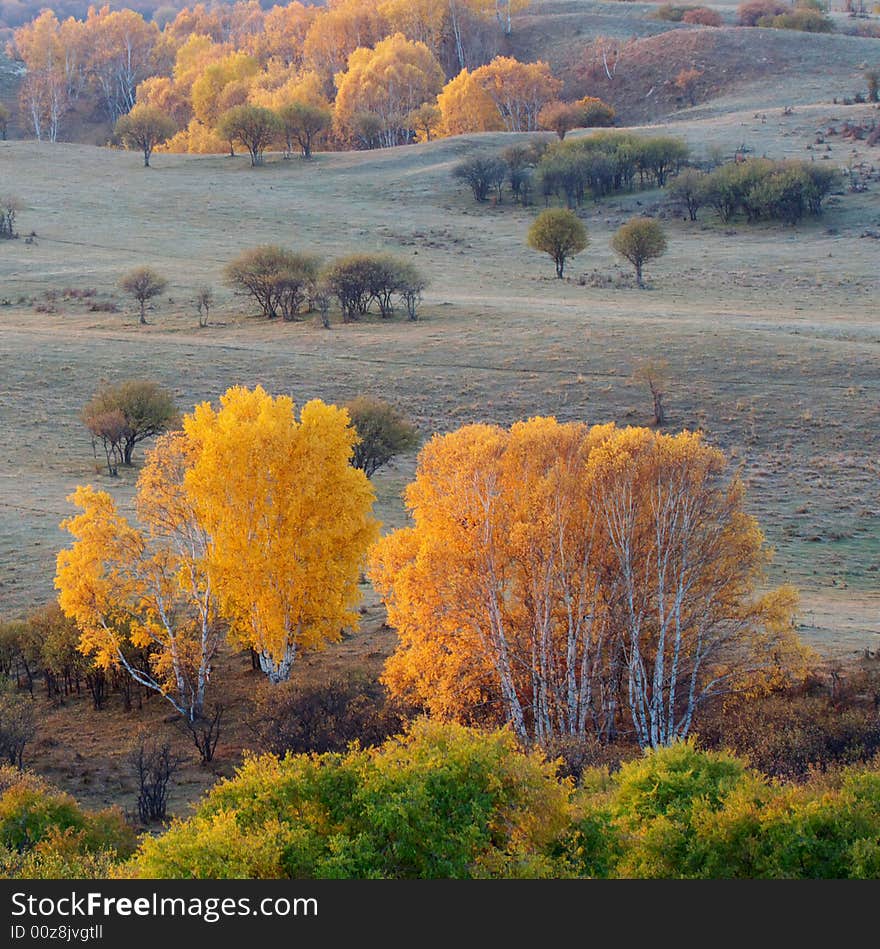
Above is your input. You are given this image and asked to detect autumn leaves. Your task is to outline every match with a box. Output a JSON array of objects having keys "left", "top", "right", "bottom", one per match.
[
  {"left": 371, "top": 418, "right": 805, "bottom": 749},
  {"left": 55, "top": 387, "right": 379, "bottom": 723},
  {"left": 56, "top": 388, "right": 806, "bottom": 749}
]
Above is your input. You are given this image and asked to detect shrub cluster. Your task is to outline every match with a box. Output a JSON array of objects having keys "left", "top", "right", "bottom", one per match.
[
  {"left": 739, "top": 0, "right": 833, "bottom": 28},
  {"left": 118, "top": 725, "right": 880, "bottom": 879},
  {"left": 654, "top": 4, "right": 723, "bottom": 24},
  {"left": 0, "top": 767, "right": 134, "bottom": 879},
  {"left": 536, "top": 134, "right": 689, "bottom": 208},
  {"left": 128, "top": 721, "right": 570, "bottom": 879},
  {"left": 565, "top": 740, "right": 880, "bottom": 879},
  {"left": 225, "top": 247, "right": 427, "bottom": 323},
  {"left": 670, "top": 158, "right": 840, "bottom": 224},
  {"left": 757, "top": 8, "right": 834, "bottom": 30},
  {"left": 453, "top": 134, "right": 689, "bottom": 209}
]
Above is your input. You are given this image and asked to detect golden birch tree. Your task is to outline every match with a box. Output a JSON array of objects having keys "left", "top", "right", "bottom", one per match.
[{"left": 183, "top": 386, "right": 379, "bottom": 683}]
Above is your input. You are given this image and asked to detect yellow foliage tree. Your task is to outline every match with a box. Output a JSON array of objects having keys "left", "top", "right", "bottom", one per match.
[
  {"left": 303, "top": 0, "right": 389, "bottom": 86},
  {"left": 55, "top": 434, "right": 220, "bottom": 722},
  {"left": 334, "top": 32, "right": 445, "bottom": 147},
  {"left": 190, "top": 51, "right": 260, "bottom": 127},
  {"left": 249, "top": 2, "right": 318, "bottom": 67},
  {"left": 470, "top": 56, "right": 562, "bottom": 132},
  {"left": 183, "top": 386, "right": 380, "bottom": 683},
  {"left": 436, "top": 68, "right": 504, "bottom": 136},
  {"left": 370, "top": 419, "right": 809, "bottom": 747}
]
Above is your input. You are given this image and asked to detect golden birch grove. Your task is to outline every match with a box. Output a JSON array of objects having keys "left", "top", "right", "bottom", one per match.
[{"left": 370, "top": 419, "right": 809, "bottom": 747}]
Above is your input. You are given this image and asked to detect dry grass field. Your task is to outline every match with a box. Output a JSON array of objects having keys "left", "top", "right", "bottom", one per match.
[{"left": 0, "top": 0, "right": 878, "bottom": 813}]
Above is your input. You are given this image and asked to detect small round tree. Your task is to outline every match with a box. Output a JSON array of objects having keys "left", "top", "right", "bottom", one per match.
[
  {"left": 83, "top": 379, "right": 179, "bottom": 467},
  {"left": 115, "top": 105, "right": 176, "bottom": 167},
  {"left": 345, "top": 396, "right": 419, "bottom": 478},
  {"left": 217, "top": 105, "right": 281, "bottom": 166},
  {"left": 538, "top": 100, "right": 583, "bottom": 140},
  {"left": 611, "top": 217, "right": 668, "bottom": 288},
  {"left": 527, "top": 208, "right": 588, "bottom": 279},
  {"left": 120, "top": 267, "right": 168, "bottom": 324},
  {"left": 277, "top": 101, "right": 331, "bottom": 158}
]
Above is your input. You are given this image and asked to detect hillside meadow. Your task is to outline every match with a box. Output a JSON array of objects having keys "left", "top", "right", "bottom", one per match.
[{"left": 0, "top": 0, "right": 879, "bottom": 828}]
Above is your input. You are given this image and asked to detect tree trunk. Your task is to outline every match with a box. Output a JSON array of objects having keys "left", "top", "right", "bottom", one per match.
[{"left": 258, "top": 642, "right": 296, "bottom": 683}]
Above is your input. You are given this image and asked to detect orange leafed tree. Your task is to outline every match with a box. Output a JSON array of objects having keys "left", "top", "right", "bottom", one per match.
[
  {"left": 183, "top": 386, "right": 380, "bottom": 683},
  {"left": 470, "top": 56, "right": 562, "bottom": 132},
  {"left": 57, "top": 386, "right": 380, "bottom": 694},
  {"left": 303, "top": 0, "right": 389, "bottom": 85},
  {"left": 436, "top": 68, "right": 504, "bottom": 136},
  {"left": 55, "top": 434, "right": 220, "bottom": 722},
  {"left": 334, "top": 32, "right": 445, "bottom": 147},
  {"left": 370, "top": 419, "right": 809, "bottom": 747}
]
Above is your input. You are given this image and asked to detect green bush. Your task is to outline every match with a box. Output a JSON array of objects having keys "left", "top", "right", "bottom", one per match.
[
  {"left": 537, "top": 133, "right": 688, "bottom": 208},
  {"left": 697, "top": 158, "right": 839, "bottom": 224},
  {"left": 561, "top": 742, "right": 880, "bottom": 879},
  {"left": 0, "top": 767, "right": 133, "bottom": 877},
  {"left": 128, "top": 721, "right": 572, "bottom": 879}
]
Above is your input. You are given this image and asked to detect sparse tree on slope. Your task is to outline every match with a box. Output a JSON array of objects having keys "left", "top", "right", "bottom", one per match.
[
  {"left": 611, "top": 217, "right": 667, "bottom": 287},
  {"left": 115, "top": 105, "right": 176, "bottom": 167},
  {"left": 120, "top": 267, "right": 168, "bottom": 324},
  {"left": 527, "top": 208, "right": 588, "bottom": 278}
]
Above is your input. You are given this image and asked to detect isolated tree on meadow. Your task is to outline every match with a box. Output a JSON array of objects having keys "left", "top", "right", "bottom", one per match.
[
  {"left": 631, "top": 357, "right": 670, "bottom": 426},
  {"left": 538, "top": 100, "right": 583, "bottom": 140},
  {"left": 0, "top": 195, "right": 21, "bottom": 239},
  {"left": 82, "top": 379, "right": 178, "bottom": 468},
  {"left": 611, "top": 217, "right": 668, "bottom": 287},
  {"left": 183, "top": 386, "right": 380, "bottom": 683},
  {"left": 277, "top": 101, "right": 331, "bottom": 158},
  {"left": 114, "top": 105, "right": 176, "bottom": 167},
  {"left": 120, "top": 267, "right": 168, "bottom": 324},
  {"left": 216, "top": 105, "right": 281, "bottom": 166},
  {"left": 396, "top": 260, "right": 428, "bottom": 320},
  {"left": 195, "top": 286, "right": 213, "bottom": 327},
  {"left": 527, "top": 208, "right": 588, "bottom": 278},
  {"left": 224, "top": 246, "right": 321, "bottom": 320},
  {"left": 344, "top": 396, "right": 419, "bottom": 478}
]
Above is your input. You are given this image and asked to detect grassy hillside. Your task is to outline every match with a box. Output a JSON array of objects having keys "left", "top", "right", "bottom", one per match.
[{"left": 0, "top": 109, "right": 878, "bottom": 647}]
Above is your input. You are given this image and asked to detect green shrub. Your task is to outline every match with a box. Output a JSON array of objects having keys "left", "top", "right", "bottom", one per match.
[
  {"left": 0, "top": 767, "right": 133, "bottom": 877},
  {"left": 128, "top": 721, "right": 573, "bottom": 879}
]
